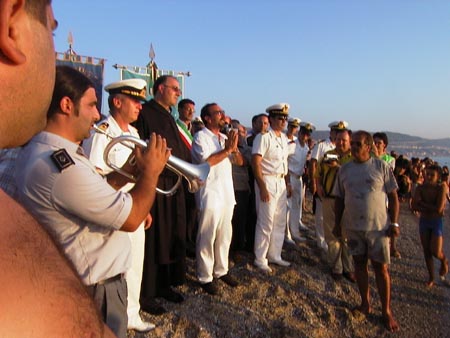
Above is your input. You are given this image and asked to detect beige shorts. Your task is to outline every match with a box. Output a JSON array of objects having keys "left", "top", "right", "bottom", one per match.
[{"left": 346, "top": 229, "right": 390, "bottom": 264}]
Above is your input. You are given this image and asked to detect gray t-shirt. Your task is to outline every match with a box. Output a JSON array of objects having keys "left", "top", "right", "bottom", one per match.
[{"left": 333, "top": 157, "right": 398, "bottom": 231}]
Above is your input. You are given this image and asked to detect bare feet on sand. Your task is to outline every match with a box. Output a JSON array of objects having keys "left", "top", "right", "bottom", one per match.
[{"left": 383, "top": 313, "right": 400, "bottom": 332}]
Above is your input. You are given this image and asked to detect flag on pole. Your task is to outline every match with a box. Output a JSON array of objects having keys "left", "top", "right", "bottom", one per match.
[{"left": 56, "top": 52, "right": 105, "bottom": 112}]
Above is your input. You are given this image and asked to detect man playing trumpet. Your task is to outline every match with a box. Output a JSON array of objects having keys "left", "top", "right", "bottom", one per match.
[
  {"left": 15, "top": 66, "right": 169, "bottom": 338},
  {"left": 83, "top": 78, "right": 156, "bottom": 332}
]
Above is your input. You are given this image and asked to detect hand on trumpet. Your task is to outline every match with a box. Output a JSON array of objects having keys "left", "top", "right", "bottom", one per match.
[
  {"left": 122, "top": 134, "right": 170, "bottom": 232},
  {"left": 134, "top": 133, "right": 171, "bottom": 179}
]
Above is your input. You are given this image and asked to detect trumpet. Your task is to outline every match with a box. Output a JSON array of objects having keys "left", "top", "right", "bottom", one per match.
[{"left": 93, "top": 125, "right": 209, "bottom": 196}]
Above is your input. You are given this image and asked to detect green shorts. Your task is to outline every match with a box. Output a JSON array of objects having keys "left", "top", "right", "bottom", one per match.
[{"left": 346, "top": 229, "right": 390, "bottom": 264}]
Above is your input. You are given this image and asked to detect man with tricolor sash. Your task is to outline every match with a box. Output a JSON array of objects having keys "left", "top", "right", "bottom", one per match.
[{"left": 176, "top": 98, "right": 199, "bottom": 256}]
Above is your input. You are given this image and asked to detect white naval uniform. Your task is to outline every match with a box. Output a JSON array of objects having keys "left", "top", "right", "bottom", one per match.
[
  {"left": 191, "top": 127, "right": 235, "bottom": 284},
  {"left": 252, "top": 128, "right": 289, "bottom": 267},
  {"left": 287, "top": 138, "right": 309, "bottom": 239},
  {"left": 83, "top": 115, "right": 146, "bottom": 327},
  {"left": 311, "top": 138, "right": 335, "bottom": 252},
  {"left": 16, "top": 131, "right": 132, "bottom": 337}
]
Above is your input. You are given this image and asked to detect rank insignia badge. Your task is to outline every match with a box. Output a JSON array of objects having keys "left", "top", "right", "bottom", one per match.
[{"left": 51, "top": 149, "right": 75, "bottom": 172}]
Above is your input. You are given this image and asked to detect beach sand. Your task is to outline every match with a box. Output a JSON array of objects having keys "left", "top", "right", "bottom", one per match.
[{"left": 130, "top": 195, "right": 450, "bottom": 338}]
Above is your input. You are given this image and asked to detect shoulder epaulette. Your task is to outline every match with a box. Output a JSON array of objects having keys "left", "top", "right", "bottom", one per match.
[
  {"left": 97, "top": 122, "right": 109, "bottom": 132},
  {"left": 51, "top": 149, "right": 75, "bottom": 172}
]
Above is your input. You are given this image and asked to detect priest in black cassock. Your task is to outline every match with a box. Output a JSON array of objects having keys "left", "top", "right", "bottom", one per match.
[{"left": 134, "top": 75, "right": 190, "bottom": 314}]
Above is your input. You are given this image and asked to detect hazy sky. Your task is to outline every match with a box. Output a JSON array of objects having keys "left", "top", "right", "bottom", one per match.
[{"left": 53, "top": 1, "right": 450, "bottom": 139}]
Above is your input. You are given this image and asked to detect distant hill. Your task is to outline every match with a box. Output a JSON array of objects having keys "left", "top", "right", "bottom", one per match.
[{"left": 310, "top": 130, "right": 450, "bottom": 158}]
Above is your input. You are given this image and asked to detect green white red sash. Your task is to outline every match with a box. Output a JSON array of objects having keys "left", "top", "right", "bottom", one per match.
[{"left": 176, "top": 119, "right": 193, "bottom": 150}]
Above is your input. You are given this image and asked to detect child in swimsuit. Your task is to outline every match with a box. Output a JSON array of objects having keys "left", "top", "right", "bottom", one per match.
[{"left": 412, "top": 164, "right": 449, "bottom": 287}]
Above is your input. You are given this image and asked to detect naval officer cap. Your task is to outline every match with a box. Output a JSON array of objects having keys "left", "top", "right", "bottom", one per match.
[
  {"left": 300, "top": 121, "right": 316, "bottom": 133},
  {"left": 105, "top": 79, "right": 148, "bottom": 102},
  {"left": 265, "top": 103, "right": 290, "bottom": 116},
  {"left": 192, "top": 116, "right": 204, "bottom": 125},
  {"left": 288, "top": 117, "right": 301, "bottom": 127},
  {"left": 328, "top": 120, "right": 349, "bottom": 131}
]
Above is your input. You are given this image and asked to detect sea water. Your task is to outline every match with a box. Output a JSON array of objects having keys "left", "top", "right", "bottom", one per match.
[{"left": 433, "top": 157, "right": 450, "bottom": 167}]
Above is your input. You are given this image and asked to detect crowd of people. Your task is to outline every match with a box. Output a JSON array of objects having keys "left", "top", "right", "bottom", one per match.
[{"left": 1, "top": 2, "right": 450, "bottom": 337}]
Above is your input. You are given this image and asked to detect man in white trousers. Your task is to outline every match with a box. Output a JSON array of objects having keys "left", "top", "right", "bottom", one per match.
[
  {"left": 191, "top": 103, "right": 244, "bottom": 295},
  {"left": 83, "top": 79, "right": 155, "bottom": 332},
  {"left": 252, "top": 103, "right": 292, "bottom": 273},
  {"left": 287, "top": 122, "right": 315, "bottom": 242},
  {"left": 284, "top": 117, "right": 301, "bottom": 244}
]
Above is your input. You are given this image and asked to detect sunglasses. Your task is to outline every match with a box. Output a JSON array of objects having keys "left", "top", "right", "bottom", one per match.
[{"left": 275, "top": 115, "right": 288, "bottom": 121}]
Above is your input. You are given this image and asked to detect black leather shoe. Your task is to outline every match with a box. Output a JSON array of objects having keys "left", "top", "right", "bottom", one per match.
[
  {"left": 219, "top": 274, "right": 239, "bottom": 287},
  {"left": 160, "top": 288, "right": 184, "bottom": 303},
  {"left": 141, "top": 299, "right": 167, "bottom": 315},
  {"left": 200, "top": 281, "right": 219, "bottom": 295},
  {"left": 343, "top": 271, "right": 356, "bottom": 283}
]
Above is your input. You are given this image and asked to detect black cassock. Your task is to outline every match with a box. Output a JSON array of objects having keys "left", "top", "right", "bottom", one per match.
[{"left": 133, "top": 99, "right": 191, "bottom": 301}]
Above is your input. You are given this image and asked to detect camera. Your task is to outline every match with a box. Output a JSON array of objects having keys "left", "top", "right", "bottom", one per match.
[
  {"left": 222, "top": 124, "right": 238, "bottom": 134},
  {"left": 223, "top": 123, "right": 232, "bottom": 134},
  {"left": 323, "top": 153, "right": 339, "bottom": 163}
]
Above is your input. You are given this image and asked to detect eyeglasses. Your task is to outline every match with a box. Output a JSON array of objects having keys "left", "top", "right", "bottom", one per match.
[
  {"left": 210, "top": 110, "right": 225, "bottom": 116},
  {"left": 163, "top": 84, "right": 182, "bottom": 94}
]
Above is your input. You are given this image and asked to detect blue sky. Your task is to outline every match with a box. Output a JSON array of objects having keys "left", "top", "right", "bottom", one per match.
[{"left": 53, "top": 1, "right": 450, "bottom": 139}]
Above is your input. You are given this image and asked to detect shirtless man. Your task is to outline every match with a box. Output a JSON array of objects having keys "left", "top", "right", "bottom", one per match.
[
  {"left": 412, "top": 164, "right": 449, "bottom": 287},
  {"left": 0, "top": 1, "right": 114, "bottom": 336}
]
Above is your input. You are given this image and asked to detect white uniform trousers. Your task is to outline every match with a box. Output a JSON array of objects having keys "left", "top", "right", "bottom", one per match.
[
  {"left": 196, "top": 206, "right": 234, "bottom": 284},
  {"left": 254, "top": 176, "right": 287, "bottom": 266},
  {"left": 314, "top": 197, "right": 328, "bottom": 252},
  {"left": 125, "top": 223, "right": 145, "bottom": 324},
  {"left": 322, "top": 198, "right": 353, "bottom": 274},
  {"left": 288, "top": 174, "right": 304, "bottom": 239}
]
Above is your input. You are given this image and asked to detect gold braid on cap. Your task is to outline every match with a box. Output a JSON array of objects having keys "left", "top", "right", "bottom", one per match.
[{"left": 120, "top": 87, "right": 146, "bottom": 99}]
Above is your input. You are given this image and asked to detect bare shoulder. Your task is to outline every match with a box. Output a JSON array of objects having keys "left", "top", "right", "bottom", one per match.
[{"left": 0, "top": 191, "right": 106, "bottom": 337}]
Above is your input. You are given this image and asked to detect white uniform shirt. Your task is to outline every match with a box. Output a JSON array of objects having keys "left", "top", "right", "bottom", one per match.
[
  {"left": 288, "top": 139, "right": 310, "bottom": 176},
  {"left": 16, "top": 131, "right": 132, "bottom": 285},
  {"left": 83, "top": 115, "right": 139, "bottom": 192},
  {"left": 311, "top": 138, "right": 335, "bottom": 162},
  {"left": 252, "top": 128, "right": 289, "bottom": 176},
  {"left": 191, "top": 127, "right": 235, "bottom": 210}
]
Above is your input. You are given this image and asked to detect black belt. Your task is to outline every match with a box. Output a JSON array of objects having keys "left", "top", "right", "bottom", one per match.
[{"left": 96, "top": 273, "right": 124, "bottom": 286}]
